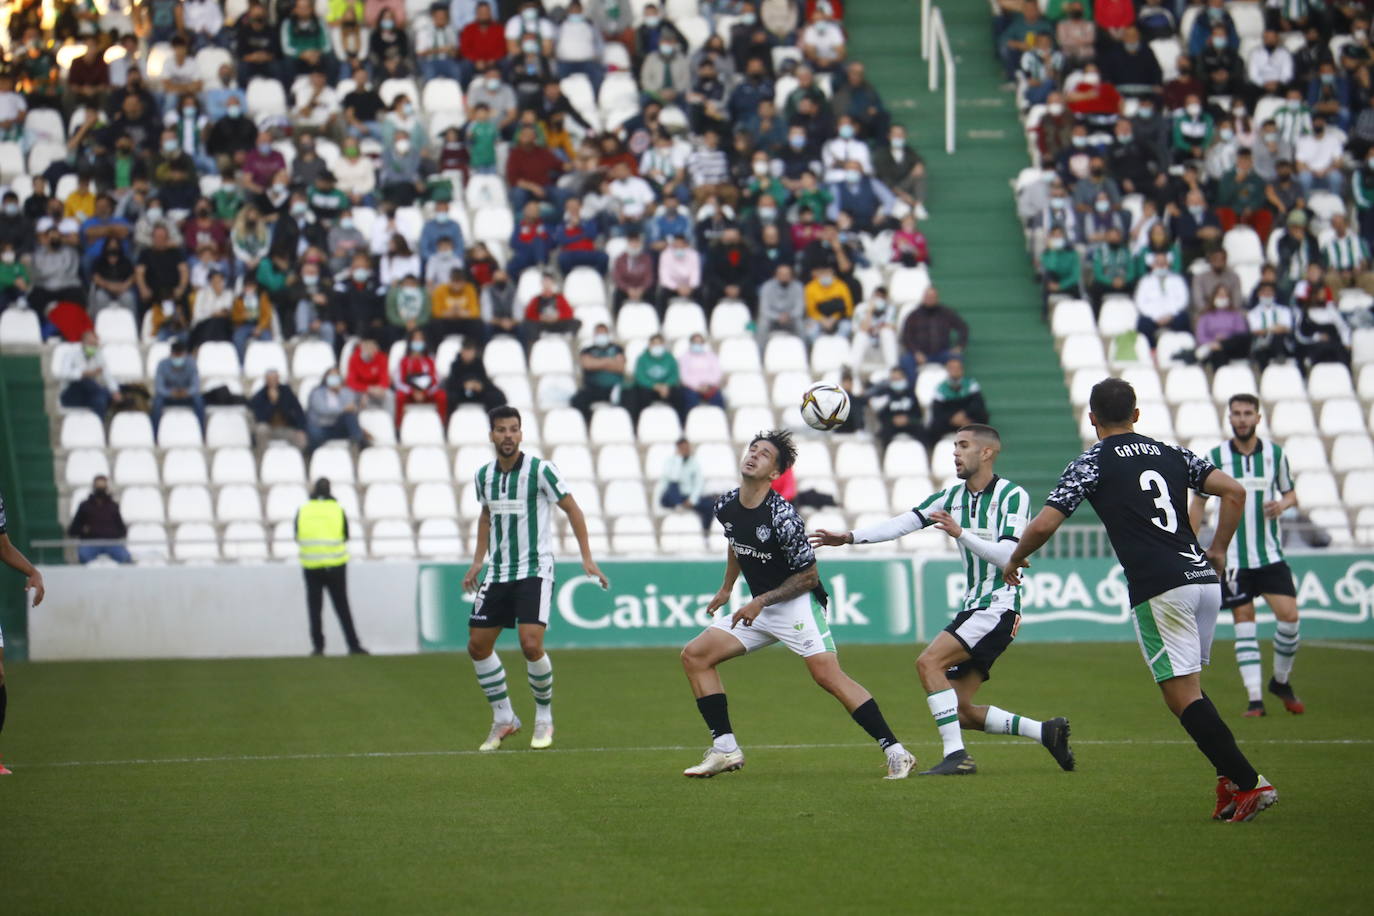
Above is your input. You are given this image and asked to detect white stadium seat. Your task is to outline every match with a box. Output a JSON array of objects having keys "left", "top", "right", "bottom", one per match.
[
  {"left": 1308, "top": 364, "right": 1356, "bottom": 402},
  {"left": 1174, "top": 402, "right": 1222, "bottom": 440},
  {"left": 206, "top": 412, "right": 251, "bottom": 449},
  {"left": 113, "top": 449, "right": 160, "bottom": 486},
  {"left": 0, "top": 306, "right": 42, "bottom": 347},
  {"left": 222, "top": 521, "right": 270, "bottom": 561},
  {"left": 528, "top": 337, "right": 576, "bottom": 376},
  {"left": 1260, "top": 363, "right": 1306, "bottom": 402},
  {"left": 1319, "top": 399, "right": 1367, "bottom": 436},
  {"left": 684, "top": 406, "right": 730, "bottom": 443},
  {"left": 1059, "top": 334, "right": 1106, "bottom": 372},
  {"left": 597, "top": 443, "right": 643, "bottom": 481},
  {"left": 412, "top": 482, "right": 459, "bottom": 520},
  {"left": 1282, "top": 436, "right": 1330, "bottom": 474},
  {"left": 1341, "top": 470, "right": 1374, "bottom": 508},
  {"left": 1097, "top": 297, "right": 1138, "bottom": 337},
  {"left": 763, "top": 336, "right": 809, "bottom": 374},
  {"left": 60, "top": 412, "right": 106, "bottom": 449},
  {"left": 417, "top": 518, "right": 463, "bottom": 557},
  {"left": 1294, "top": 471, "right": 1341, "bottom": 508},
  {"left": 1163, "top": 366, "right": 1209, "bottom": 405},
  {"left": 636, "top": 404, "right": 683, "bottom": 444},
  {"left": 364, "top": 482, "right": 410, "bottom": 520},
  {"left": 266, "top": 484, "right": 310, "bottom": 523},
  {"left": 65, "top": 449, "right": 110, "bottom": 487},
  {"left": 1330, "top": 434, "right": 1374, "bottom": 474},
  {"left": 370, "top": 519, "right": 416, "bottom": 558},
  {"left": 1210, "top": 364, "right": 1258, "bottom": 404},
  {"left": 359, "top": 408, "right": 398, "bottom": 446},
  {"left": 405, "top": 446, "right": 451, "bottom": 483},
  {"left": 793, "top": 441, "right": 834, "bottom": 479},
  {"left": 167, "top": 485, "right": 215, "bottom": 524},
  {"left": 835, "top": 441, "right": 881, "bottom": 478},
  {"left": 158, "top": 410, "right": 203, "bottom": 448},
  {"left": 162, "top": 448, "right": 209, "bottom": 486},
  {"left": 216, "top": 484, "right": 263, "bottom": 522},
  {"left": 661, "top": 301, "right": 708, "bottom": 341},
  {"left": 883, "top": 439, "right": 930, "bottom": 479},
  {"left": 1268, "top": 400, "right": 1318, "bottom": 438},
  {"left": 1051, "top": 299, "right": 1094, "bottom": 338},
  {"left": 309, "top": 446, "right": 355, "bottom": 485},
  {"left": 710, "top": 302, "right": 752, "bottom": 339},
  {"left": 399, "top": 408, "right": 445, "bottom": 446},
  {"left": 174, "top": 523, "right": 221, "bottom": 562},
  {"left": 551, "top": 445, "right": 595, "bottom": 481},
  {"left": 358, "top": 447, "right": 404, "bottom": 485}
]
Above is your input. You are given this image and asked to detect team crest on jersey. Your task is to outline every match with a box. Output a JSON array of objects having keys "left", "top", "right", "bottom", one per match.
[{"left": 756, "top": 525, "right": 772, "bottom": 542}]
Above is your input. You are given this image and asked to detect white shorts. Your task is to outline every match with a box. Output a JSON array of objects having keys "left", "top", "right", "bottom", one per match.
[
  {"left": 709, "top": 593, "right": 836, "bottom": 658},
  {"left": 1131, "top": 583, "right": 1221, "bottom": 683}
]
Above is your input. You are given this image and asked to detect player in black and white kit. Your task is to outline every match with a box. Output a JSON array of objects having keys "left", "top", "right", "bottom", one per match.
[
  {"left": 679, "top": 430, "right": 916, "bottom": 779},
  {"left": 0, "top": 487, "right": 47, "bottom": 775},
  {"left": 1005, "top": 379, "right": 1278, "bottom": 823}
]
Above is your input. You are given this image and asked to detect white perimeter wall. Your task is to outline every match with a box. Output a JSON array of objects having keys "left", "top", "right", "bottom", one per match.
[{"left": 31, "top": 562, "right": 421, "bottom": 661}]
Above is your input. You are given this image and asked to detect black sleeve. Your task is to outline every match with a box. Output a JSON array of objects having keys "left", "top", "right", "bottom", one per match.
[{"left": 1045, "top": 445, "right": 1102, "bottom": 517}]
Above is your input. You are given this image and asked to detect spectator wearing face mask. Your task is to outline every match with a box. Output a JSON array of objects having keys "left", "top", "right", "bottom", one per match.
[
  {"left": 850, "top": 286, "right": 899, "bottom": 374},
  {"left": 629, "top": 333, "right": 685, "bottom": 421},
  {"left": 57, "top": 330, "right": 122, "bottom": 418},
  {"left": 1171, "top": 94, "right": 1214, "bottom": 164},
  {"left": 69, "top": 475, "right": 132, "bottom": 565},
  {"left": 346, "top": 337, "right": 393, "bottom": 413},
  {"left": 307, "top": 369, "right": 368, "bottom": 452},
  {"left": 1248, "top": 281, "right": 1297, "bottom": 371},
  {"left": 825, "top": 161, "right": 895, "bottom": 234},
  {"left": 611, "top": 233, "right": 656, "bottom": 309},
  {"left": 1040, "top": 226, "right": 1082, "bottom": 312},
  {"left": 679, "top": 333, "right": 725, "bottom": 411},
  {"left": 554, "top": 198, "right": 609, "bottom": 275},
  {"left": 1133, "top": 251, "right": 1192, "bottom": 345},
  {"left": 899, "top": 286, "right": 968, "bottom": 380},
  {"left": 394, "top": 331, "right": 446, "bottom": 427},
  {"left": 152, "top": 339, "right": 206, "bottom": 433},
  {"left": 429, "top": 268, "right": 483, "bottom": 347},
  {"left": 571, "top": 322, "right": 626, "bottom": 420},
  {"left": 871, "top": 366, "right": 923, "bottom": 450},
  {"left": 187, "top": 269, "right": 236, "bottom": 350},
  {"left": 756, "top": 263, "right": 806, "bottom": 344},
  {"left": 656, "top": 234, "right": 702, "bottom": 313},
  {"left": 1190, "top": 249, "right": 1243, "bottom": 318},
  {"left": 1294, "top": 114, "right": 1346, "bottom": 195},
  {"left": 1187, "top": 286, "right": 1251, "bottom": 371},
  {"left": 0, "top": 241, "right": 30, "bottom": 308},
  {"left": 480, "top": 269, "right": 524, "bottom": 345}
]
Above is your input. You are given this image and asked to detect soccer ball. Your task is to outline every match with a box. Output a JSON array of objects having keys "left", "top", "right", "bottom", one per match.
[{"left": 799, "top": 382, "right": 851, "bottom": 431}]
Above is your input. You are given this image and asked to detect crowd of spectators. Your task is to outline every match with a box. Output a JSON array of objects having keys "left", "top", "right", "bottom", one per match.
[
  {"left": 1007, "top": 0, "right": 1373, "bottom": 376},
  {"left": 10, "top": 0, "right": 994, "bottom": 470}
]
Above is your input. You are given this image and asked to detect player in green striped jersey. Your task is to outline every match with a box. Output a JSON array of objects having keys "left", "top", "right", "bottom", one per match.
[
  {"left": 1188, "top": 394, "right": 1303, "bottom": 717},
  {"left": 811, "top": 425, "right": 1074, "bottom": 776},
  {"left": 462, "top": 406, "right": 608, "bottom": 752}
]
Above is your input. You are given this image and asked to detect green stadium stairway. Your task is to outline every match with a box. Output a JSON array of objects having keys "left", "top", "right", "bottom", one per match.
[
  {"left": 846, "top": 1, "right": 1079, "bottom": 499},
  {"left": 0, "top": 354, "right": 61, "bottom": 660}
]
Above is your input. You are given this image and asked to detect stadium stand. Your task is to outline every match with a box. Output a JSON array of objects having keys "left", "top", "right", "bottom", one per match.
[
  {"left": 0, "top": 0, "right": 982, "bottom": 564},
  {"left": 1003, "top": 0, "right": 1374, "bottom": 547}
]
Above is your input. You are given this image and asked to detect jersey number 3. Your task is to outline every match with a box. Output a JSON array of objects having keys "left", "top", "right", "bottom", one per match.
[{"left": 1139, "top": 470, "right": 1178, "bottom": 533}]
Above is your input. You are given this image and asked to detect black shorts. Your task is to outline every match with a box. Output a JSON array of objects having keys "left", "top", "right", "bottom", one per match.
[
  {"left": 469, "top": 577, "right": 553, "bottom": 629},
  {"left": 943, "top": 606, "right": 1020, "bottom": 682},
  {"left": 1221, "top": 561, "right": 1297, "bottom": 610}
]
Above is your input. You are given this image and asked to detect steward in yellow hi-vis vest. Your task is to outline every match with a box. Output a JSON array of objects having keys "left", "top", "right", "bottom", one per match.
[{"left": 294, "top": 478, "right": 367, "bottom": 656}]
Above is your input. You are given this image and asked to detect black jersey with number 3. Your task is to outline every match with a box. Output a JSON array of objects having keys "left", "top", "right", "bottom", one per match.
[
  {"left": 714, "top": 488, "right": 829, "bottom": 607},
  {"left": 1046, "top": 433, "right": 1220, "bottom": 606}
]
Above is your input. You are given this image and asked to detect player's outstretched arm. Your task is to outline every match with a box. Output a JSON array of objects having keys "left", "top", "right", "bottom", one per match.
[
  {"left": 558, "top": 494, "right": 608, "bottom": 589},
  {"left": 1200, "top": 469, "right": 1246, "bottom": 574},
  {"left": 811, "top": 509, "right": 922, "bottom": 548},
  {"left": 928, "top": 510, "right": 1018, "bottom": 567},
  {"left": 1003, "top": 507, "right": 1066, "bottom": 586},
  {"left": 462, "top": 507, "right": 491, "bottom": 593},
  {"left": 706, "top": 546, "right": 742, "bottom": 616},
  {"left": 0, "top": 533, "right": 44, "bottom": 606},
  {"left": 730, "top": 564, "right": 819, "bottom": 630}
]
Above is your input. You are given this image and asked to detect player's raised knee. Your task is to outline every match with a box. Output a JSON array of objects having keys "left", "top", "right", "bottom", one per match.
[{"left": 518, "top": 637, "right": 543, "bottom": 661}]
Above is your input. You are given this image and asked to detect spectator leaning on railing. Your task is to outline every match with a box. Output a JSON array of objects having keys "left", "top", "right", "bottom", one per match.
[{"left": 68, "top": 475, "right": 132, "bottom": 565}]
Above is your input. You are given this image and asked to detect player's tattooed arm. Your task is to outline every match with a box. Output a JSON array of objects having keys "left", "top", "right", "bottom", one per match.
[{"left": 730, "top": 565, "right": 820, "bottom": 630}]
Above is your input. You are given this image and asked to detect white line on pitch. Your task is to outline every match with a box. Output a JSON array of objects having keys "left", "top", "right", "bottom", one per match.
[
  {"left": 12, "top": 737, "right": 1374, "bottom": 771},
  {"left": 1309, "top": 640, "right": 1374, "bottom": 652}
]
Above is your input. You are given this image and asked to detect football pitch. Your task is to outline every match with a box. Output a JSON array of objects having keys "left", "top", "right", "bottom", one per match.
[{"left": 4, "top": 642, "right": 1370, "bottom": 914}]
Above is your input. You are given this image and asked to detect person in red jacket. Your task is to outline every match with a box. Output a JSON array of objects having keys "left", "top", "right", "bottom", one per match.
[
  {"left": 506, "top": 124, "right": 566, "bottom": 211},
  {"left": 458, "top": 1, "right": 507, "bottom": 86},
  {"left": 523, "top": 271, "right": 582, "bottom": 341},
  {"left": 346, "top": 336, "right": 393, "bottom": 412},
  {"left": 394, "top": 330, "right": 447, "bottom": 426}
]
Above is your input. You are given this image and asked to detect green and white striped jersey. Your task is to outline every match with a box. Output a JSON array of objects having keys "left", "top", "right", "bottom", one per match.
[
  {"left": 475, "top": 453, "right": 569, "bottom": 583},
  {"left": 1323, "top": 232, "right": 1370, "bottom": 271},
  {"left": 915, "top": 476, "right": 1030, "bottom": 613},
  {"left": 1206, "top": 439, "right": 1294, "bottom": 570}
]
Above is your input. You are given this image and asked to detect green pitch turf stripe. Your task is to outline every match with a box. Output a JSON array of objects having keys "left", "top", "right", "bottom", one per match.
[{"left": 1133, "top": 599, "right": 1175, "bottom": 682}]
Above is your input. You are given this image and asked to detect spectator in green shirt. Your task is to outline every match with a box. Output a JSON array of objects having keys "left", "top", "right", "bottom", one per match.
[
  {"left": 1215, "top": 149, "right": 1273, "bottom": 241},
  {"left": 630, "top": 332, "right": 685, "bottom": 422},
  {"left": 466, "top": 104, "right": 499, "bottom": 174},
  {"left": 281, "top": 0, "right": 335, "bottom": 81},
  {"left": 1040, "top": 225, "right": 1082, "bottom": 313},
  {"left": 0, "top": 242, "right": 30, "bottom": 308},
  {"left": 385, "top": 274, "right": 432, "bottom": 346},
  {"left": 1089, "top": 226, "right": 1138, "bottom": 311}
]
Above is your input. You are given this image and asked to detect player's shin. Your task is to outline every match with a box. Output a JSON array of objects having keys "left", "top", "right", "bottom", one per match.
[
  {"left": 472, "top": 653, "right": 515, "bottom": 723},
  {"left": 696, "top": 693, "right": 738, "bottom": 752},
  {"left": 1233, "top": 620, "right": 1264, "bottom": 701},
  {"left": 850, "top": 697, "right": 902, "bottom": 752},
  {"left": 1179, "top": 695, "right": 1259, "bottom": 791},
  {"left": 1272, "top": 620, "right": 1300, "bottom": 684},
  {"left": 527, "top": 653, "right": 553, "bottom": 723},
  {"left": 926, "top": 688, "right": 964, "bottom": 757},
  {"left": 983, "top": 705, "right": 1042, "bottom": 741}
]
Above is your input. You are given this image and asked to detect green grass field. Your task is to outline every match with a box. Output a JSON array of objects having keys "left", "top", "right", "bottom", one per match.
[{"left": 4, "top": 642, "right": 1370, "bottom": 914}]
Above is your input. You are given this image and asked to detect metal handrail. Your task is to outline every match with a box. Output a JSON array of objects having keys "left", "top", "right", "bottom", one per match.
[{"left": 921, "top": 3, "right": 957, "bottom": 154}]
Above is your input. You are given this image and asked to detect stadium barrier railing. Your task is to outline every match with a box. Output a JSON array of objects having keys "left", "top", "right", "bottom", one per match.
[{"left": 920, "top": 0, "right": 957, "bottom": 154}]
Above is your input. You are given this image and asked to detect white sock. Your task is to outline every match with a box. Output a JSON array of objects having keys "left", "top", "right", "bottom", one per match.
[
  {"left": 527, "top": 653, "right": 553, "bottom": 723},
  {"left": 886, "top": 741, "right": 909, "bottom": 758},
  {"left": 712, "top": 733, "right": 739, "bottom": 753},
  {"left": 1272, "top": 620, "right": 1300, "bottom": 684},
  {"left": 1234, "top": 620, "right": 1263, "bottom": 701},
  {"left": 472, "top": 654, "right": 514, "bottom": 723},
  {"left": 926, "top": 688, "right": 964, "bottom": 757},
  {"left": 983, "top": 706, "right": 1043, "bottom": 741}
]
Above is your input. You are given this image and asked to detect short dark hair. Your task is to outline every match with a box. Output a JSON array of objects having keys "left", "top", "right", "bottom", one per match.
[
  {"left": 1089, "top": 377, "right": 1137, "bottom": 426},
  {"left": 488, "top": 405, "right": 522, "bottom": 429},
  {"left": 1228, "top": 393, "right": 1261, "bottom": 411},
  {"left": 749, "top": 429, "right": 797, "bottom": 473},
  {"left": 958, "top": 423, "right": 1001, "bottom": 445}
]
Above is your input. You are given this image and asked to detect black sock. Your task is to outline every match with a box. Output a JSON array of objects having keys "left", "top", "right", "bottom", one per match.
[
  {"left": 1179, "top": 696, "right": 1258, "bottom": 791},
  {"left": 0, "top": 682, "right": 6, "bottom": 734},
  {"left": 851, "top": 698, "right": 899, "bottom": 751},
  {"left": 696, "top": 693, "right": 733, "bottom": 739}
]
